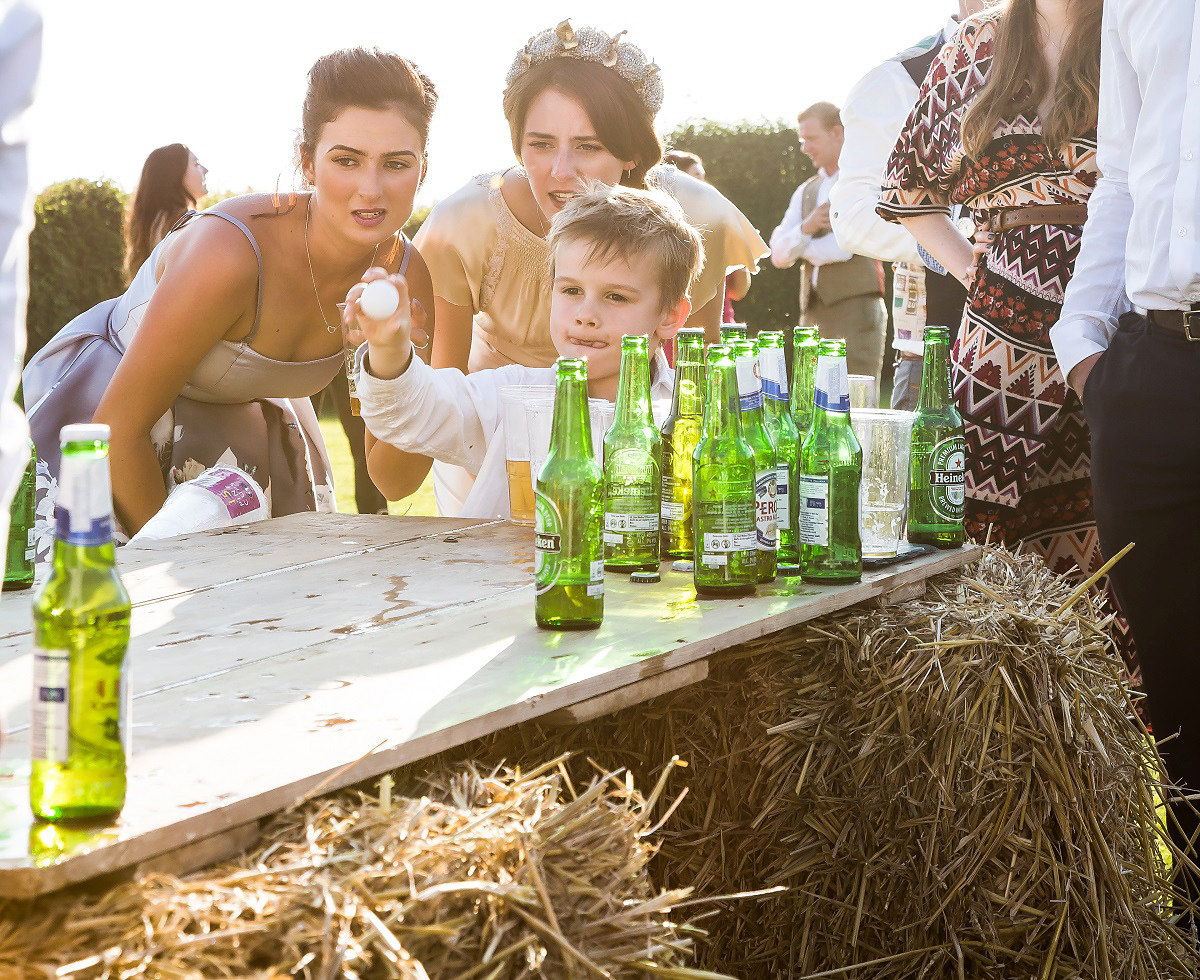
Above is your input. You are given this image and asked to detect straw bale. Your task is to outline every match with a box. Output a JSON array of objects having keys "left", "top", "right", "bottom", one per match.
[
  {"left": 429, "top": 547, "right": 1200, "bottom": 978},
  {"left": 0, "top": 759, "right": 732, "bottom": 979}
]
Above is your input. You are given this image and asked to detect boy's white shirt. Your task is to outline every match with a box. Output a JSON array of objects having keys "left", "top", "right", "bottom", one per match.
[{"left": 355, "top": 345, "right": 675, "bottom": 519}]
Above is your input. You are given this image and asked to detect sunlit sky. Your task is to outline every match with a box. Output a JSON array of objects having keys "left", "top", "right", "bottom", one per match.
[{"left": 31, "top": 0, "right": 957, "bottom": 207}]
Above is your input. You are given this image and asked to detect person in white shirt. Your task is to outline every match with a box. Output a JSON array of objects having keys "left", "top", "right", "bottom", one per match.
[
  {"left": 829, "top": 4, "right": 980, "bottom": 410},
  {"left": 348, "top": 183, "right": 702, "bottom": 520},
  {"left": 1052, "top": 0, "right": 1200, "bottom": 909},
  {"left": 0, "top": 2, "right": 40, "bottom": 572},
  {"left": 769, "top": 102, "right": 886, "bottom": 384}
]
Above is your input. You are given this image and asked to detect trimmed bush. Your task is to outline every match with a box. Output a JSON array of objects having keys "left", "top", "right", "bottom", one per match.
[
  {"left": 666, "top": 120, "right": 814, "bottom": 330},
  {"left": 26, "top": 178, "right": 127, "bottom": 360}
]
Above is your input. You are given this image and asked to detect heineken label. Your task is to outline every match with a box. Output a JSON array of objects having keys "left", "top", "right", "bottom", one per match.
[
  {"left": 925, "top": 436, "right": 966, "bottom": 522},
  {"left": 798, "top": 474, "right": 830, "bottom": 546},
  {"left": 775, "top": 466, "right": 790, "bottom": 530},
  {"left": 534, "top": 491, "right": 563, "bottom": 594},
  {"left": 660, "top": 498, "right": 686, "bottom": 522},
  {"left": 813, "top": 355, "right": 850, "bottom": 413},
  {"left": 588, "top": 558, "right": 605, "bottom": 597},
  {"left": 734, "top": 355, "right": 763, "bottom": 412},
  {"left": 31, "top": 647, "right": 70, "bottom": 762},
  {"left": 755, "top": 470, "right": 779, "bottom": 550},
  {"left": 697, "top": 499, "right": 756, "bottom": 566},
  {"left": 760, "top": 349, "right": 789, "bottom": 402},
  {"left": 603, "top": 509, "right": 659, "bottom": 545}
]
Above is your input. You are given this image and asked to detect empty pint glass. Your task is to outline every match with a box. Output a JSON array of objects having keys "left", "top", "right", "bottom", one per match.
[{"left": 849, "top": 409, "right": 913, "bottom": 558}]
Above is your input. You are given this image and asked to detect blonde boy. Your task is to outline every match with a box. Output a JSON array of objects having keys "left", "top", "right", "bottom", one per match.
[{"left": 349, "top": 183, "right": 705, "bottom": 518}]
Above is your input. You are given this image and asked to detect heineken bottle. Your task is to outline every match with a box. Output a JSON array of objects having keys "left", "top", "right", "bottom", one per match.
[
  {"left": 908, "top": 326, "right": 965, "bottom": 548},
  {"left": 4, "top": 440, "right": 36, "bottom": 591},
  {"left": 660, "top": 328, "right": 706, "bottom": 559},
  {"left": 692, "top": 345, "right": 757, "bottom": 597},
  {"left": 30, "top": 424, "right": 131, "bottom": 822},
  {"left": 603, "top": 336, "right": 660, "bottom": 572},
  {"left": 729, "top": 339, "right": 777, "bottom": 583},
  {"left": 719, "top": 322, "right": 748, "bottom": 344},
  {"left": 535, "top": 358, "right": 604, "bottom": 630},
  {"left": 791, "top": 326, "right": 820, "bottom": 438},
  {"left": 757, "top": 331, "right": 801, "bottom": 568},
  {"left": 798, "top": 340, "right": 863, "bottom": 583}
]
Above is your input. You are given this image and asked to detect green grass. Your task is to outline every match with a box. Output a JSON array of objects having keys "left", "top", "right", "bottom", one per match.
[{"left": 318, "top": 418, "right": 439, "bottom": 517}]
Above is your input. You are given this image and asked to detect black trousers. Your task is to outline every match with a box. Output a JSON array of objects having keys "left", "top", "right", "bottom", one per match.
[{"left": 1084, "top": 312, "right": 1200, "bottom": 902}]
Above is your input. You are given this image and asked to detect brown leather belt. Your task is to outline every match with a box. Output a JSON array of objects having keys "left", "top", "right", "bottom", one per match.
[
  {"left": 1147, "top": 308, "right": 1200, "bottom": 341},
  {"left": 992, "top": 203, "right": 1089, "bottom": 231}
]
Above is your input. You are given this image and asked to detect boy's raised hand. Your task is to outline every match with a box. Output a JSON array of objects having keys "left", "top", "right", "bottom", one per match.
[{"left": 342, "top": 267, "right": 428, "bottom": 380}]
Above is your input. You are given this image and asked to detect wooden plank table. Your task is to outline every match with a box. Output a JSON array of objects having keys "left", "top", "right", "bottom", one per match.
[{"left": 0, "top": 514, "right": 976, "bottom": 898}]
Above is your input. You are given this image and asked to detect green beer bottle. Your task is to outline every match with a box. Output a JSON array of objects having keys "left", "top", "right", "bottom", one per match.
[
  {"left": 757, "top": 331, "right": 801, "bottom": 569},
  {"left": 660, "top": 328, "right": 706, "bottom": 560},
  {"left": 798, "top": 340, "right": 863, "bottom": 583},
  {"left": 692, "top": 345, "right": 757, "bottom": 597},
  {"left": 30, "top": 424, "right": 132, "bottom": 822},
  {"left": 4, "top": 440, "right": 36, "bottom": 591},
  {"left": 791, "top": 326, "right": 820, "bottom": 438},
  {"left": 719, "top": 322, "right": 748, "bottom": 344},
  {"left": 729, "top": 339, "right": 778, "bottom": 583},
  {"left": 603, "top": 336, "right": 660, "bottom": 572},
  {"left": 908, "top": 326, "right": 965, "bottom": 548},
  {"left": 535, "top": 358, "right": 604, "bottom": 630}
]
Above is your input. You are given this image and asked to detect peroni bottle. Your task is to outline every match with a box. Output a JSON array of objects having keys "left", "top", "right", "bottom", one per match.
[
  {"left": 757, "top": 331, "right": 801, "bottom": 568},
  {"left": 798, "top": 340, "right": 863, "bottom": 583},
  {"left": 30, "top": 424, "right": 132, "bottom": 822},
  {"left": 729, "top": 338, "right": 778, "bottom": 583},
  {"left": 603, "top": 336, "right": 660, "bottom": 572},
  {"left": 660, "top": 328, "right": 706, "bottom": 559},
  {"left": 791, "top": 326, "right": 820, "bottom": 440},
  {"left": 535, "top": 358, "right": 604, "bottom": 629},
  {"left": 908, "top": 326, "right": 965, "bottom": 548},
  {"left": 4, "top": 440, "right": 36, "bottom": 591},
  {"left": 692, "top": 345, "right": 757, "bottom": 597}
]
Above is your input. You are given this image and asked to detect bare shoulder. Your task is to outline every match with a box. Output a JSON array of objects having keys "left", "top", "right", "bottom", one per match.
[
  {"left": 155, "top": 205, "right": 262, "bottom": 303},
  {"left": 403, "top": 241, "right": 435, "bottom": 302}
]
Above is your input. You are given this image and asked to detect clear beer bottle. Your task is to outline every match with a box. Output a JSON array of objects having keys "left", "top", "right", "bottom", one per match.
[
  {"left": 692, "top": 345, "right": 757, "bottom": 596},
  {"left": 729, "top": 338, "right": 778, "bottom": 583},
  {"left": 798, "top": 340, "right": 863, "bottom": 583},
  {"left": 908, "top": 326, "right": 965, "bottom": 548},
  {"left": 535, "top": 358, "right": 604, "bottom": 630},
  {"left": 757, "top": 331, "right": 801, "bottom": 569},
  {"left": 30, "top": 424, "right": 131, "bottom": 821},
  {"left": 603, "top": 336, "right": 660, "bottom": 572},
  {"left": 660, "top": 328, "right": 706, "bottom": 559},
  {"left": 791, "top": 325, "right": 820, "bottom": 439}
]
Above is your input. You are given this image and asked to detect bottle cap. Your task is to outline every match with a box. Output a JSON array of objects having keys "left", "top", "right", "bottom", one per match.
[
  {"left": 777, "top": 563, "right": 803, "bottom": 577},
  {"left": 671, "top": 559, "right": 695, "bottom": 573},
  {"left": 630, "top": 571, "right": 661, "bottom": 584},
  {"left": 59, "top": 423, "right": 111, "bottom": 444}
]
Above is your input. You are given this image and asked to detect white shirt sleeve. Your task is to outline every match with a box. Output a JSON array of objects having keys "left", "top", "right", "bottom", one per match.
[
  {"left": 355, "top": 347, "right": 529, "bottom": 476},
  {"left": 1051, "top": 0, "right": 1136, "bottom": 379},
  {"left": 768, "top": 183, "right": 809, "bottom": 269},
  {"left": 830, "top": 61, "right": 923, "bottom": 265},
  {"left": 0, "top": 4, "right": 38, "bottom": 516}
]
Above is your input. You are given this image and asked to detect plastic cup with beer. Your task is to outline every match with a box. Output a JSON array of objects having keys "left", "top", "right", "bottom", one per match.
[
  {"left": 500, "top": 385, "right": 553, "bottom": 524},
  {"left": 849, "top": 408, "right": 914, "bottom": 558},
  {"left": 849, "top": 374, "right": 880, "bottom": 410}
]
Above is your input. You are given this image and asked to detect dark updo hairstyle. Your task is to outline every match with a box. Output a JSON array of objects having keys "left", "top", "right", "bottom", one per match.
[
  {"left": 296, "top": 47, "right": 439, "bottom": 180},
  {"left": 502, "top": 59, "right": 663, "bottom": 188},
  {"left": 124, "top": 142, "right": 193, "bottom": 283}
]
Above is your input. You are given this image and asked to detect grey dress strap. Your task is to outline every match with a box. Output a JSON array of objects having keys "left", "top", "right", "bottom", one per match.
[
  {"left": 396, "top": 234, "right": 412, "bottom": 276},
  {"left": 185, "top": 210, "right": 265, "bottom": 341}
]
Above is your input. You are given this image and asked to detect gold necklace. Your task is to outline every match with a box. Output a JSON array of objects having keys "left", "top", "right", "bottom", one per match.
[{"left": 304, "top": 198, "right": 385, "bottom": 334}]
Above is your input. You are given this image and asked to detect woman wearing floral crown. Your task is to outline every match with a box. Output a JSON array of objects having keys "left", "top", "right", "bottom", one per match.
[{"left": 368, "top": 21, "right": 768, "bottom": 513}]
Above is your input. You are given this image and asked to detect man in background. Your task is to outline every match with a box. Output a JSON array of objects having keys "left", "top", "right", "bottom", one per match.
[
  {"left": 0, "top": 2, "right": 41, "bottom": 577},
  {"left": 769, "top": 102, "right": 887, "bottom": 383},
  {"left": 829, "top": 2, "right": 981, "bottom": 409}
]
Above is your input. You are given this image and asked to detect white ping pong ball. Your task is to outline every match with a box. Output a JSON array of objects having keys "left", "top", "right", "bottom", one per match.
[{"left": 359, "top": 279, "right": 401, "bottom": 320}]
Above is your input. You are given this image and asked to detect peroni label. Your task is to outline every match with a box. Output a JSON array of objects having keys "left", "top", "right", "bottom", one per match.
[{"left": 755, "top": 470, "right": 778, "bottom": 550}]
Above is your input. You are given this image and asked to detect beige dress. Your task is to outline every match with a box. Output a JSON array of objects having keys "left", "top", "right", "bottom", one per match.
[{"left": 415, "top": 165, "right": 770, "bottom": 372}]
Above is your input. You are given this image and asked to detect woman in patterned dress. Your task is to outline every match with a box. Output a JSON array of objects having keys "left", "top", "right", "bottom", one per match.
[{"left": 876, "top": 0, "right": 1136, "bottom": 678}]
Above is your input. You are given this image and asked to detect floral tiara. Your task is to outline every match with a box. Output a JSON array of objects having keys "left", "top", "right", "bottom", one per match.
[{"left": 505, "top": 20, "right": 664, "bottom": 117}]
